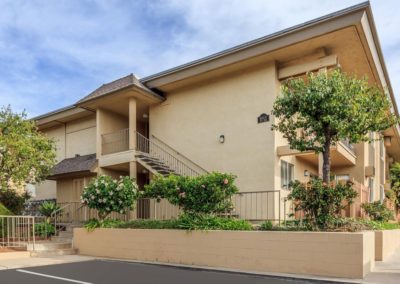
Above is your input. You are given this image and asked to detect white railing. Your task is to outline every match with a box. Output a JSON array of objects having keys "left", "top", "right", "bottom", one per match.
[
  {"left": 0, "top": 215, "right": 36, "bottom": 249},
  {"left": 136, "top": 131, "right": 206, "bottom": 177},
  {"left": 151, "top": 134, "right": 208, "bottom": 175}
]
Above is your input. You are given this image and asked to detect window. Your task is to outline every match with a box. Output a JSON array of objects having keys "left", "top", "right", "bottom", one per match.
[
  {"left": 281, "top": 161, "right": 294, "bottom": 189},
  {"left": 335, "top": 174, "right": 350, "bottom": 182},
  {"left": 368, "top": 178, "right": 374, "bottom": 202}
]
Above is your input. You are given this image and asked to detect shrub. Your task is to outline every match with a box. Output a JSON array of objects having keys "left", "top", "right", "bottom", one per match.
[
  {"left": 259, "top": 220, "right": 273, "bottom": 230},
  {"left": 85, "top": 214, "right": 252, "bottom": 231},
  {"left": 288, "top": 178, "right": 358, "bottom": 230},
  {"left": 39, "top": 201, "right": 60, "bottom": 223},
  {"left": 81, "top": 175, "right": 138, "bottom": 220},
  {"left": 144, "top": 172, "right": 238, "bottom": 215},
  {"left": 34, "top": 222, "right": 55, "bottom": 238},
  {"left": 390, "top": 163, "right": 400, "bottom": 206},
  {"left": 176, "top": 213, "right": 252, "bottom": 231},
  {"left": 362, "top": 201, "right": 394, "bottom": 222},
  {"left": 0, "top": 189, "right": 31, "bottom": 214}
]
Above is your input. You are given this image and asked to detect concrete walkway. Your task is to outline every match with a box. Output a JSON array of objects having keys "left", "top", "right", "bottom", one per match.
[
  {"left": 0, "top": 253, "right": 94, "bottom": 270},
  {"left": 363, "top": 247, "right": 400, "bottom": 284}
]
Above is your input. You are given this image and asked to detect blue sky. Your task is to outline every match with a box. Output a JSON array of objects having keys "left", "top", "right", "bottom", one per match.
[{"left": 0, "top": 0, "right": 399, "bottom": 117}]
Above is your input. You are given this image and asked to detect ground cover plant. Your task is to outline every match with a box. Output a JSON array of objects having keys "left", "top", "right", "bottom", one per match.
[{"left": 85, "top": 214, "right": 253, "bottom": 232}]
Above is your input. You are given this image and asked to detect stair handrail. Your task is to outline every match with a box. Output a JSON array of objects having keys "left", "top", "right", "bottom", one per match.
[
  {"left": 51, "top": 203, "right": 71, "bottom": 237},
  {"left": 150, "top": 134, "right": 208, "bottom": 174},
  {"left": 136, "top": 131, "right": 204, "bottom": 177}
]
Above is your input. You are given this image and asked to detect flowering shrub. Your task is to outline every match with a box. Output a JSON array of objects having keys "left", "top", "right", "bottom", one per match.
[
  {"left": 362, "top": 201, "right": 394, "bottom": 222},
  {"left": 144, "top": 172, "right": 238, "bottom": 214},
  {"left": 288, "top": 178, "right": 357, "bottom": 230},
  {"left": 81, "top": 175, "right": 138, "bottom": 220}
]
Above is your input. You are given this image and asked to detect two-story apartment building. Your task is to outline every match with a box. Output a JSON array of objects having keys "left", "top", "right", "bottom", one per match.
[{"left": 33, "top": 2, "right": 400, "bottom": 221}]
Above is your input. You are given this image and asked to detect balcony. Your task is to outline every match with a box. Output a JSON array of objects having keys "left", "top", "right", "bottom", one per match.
[
  {"left": 101, "top": 128, "right": 129, "bottom": 155},
  {"left": 277, "top": 140, "right": 356, "bottom": 166}
]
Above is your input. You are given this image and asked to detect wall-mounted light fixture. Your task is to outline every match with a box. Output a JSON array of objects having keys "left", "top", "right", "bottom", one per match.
[
  {"left": 304, "top": 170, "right": 310, "bottom": 177},
  {"left": 219, "top": 134, "right": 225, "bottom": 144}
]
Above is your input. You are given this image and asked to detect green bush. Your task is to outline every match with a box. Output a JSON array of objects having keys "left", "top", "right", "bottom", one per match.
[
  {"left": 85, "top": 214, "right": 252, "bottom": 231},
  {"left": 0, "top": 203, "right": 12, "bottom": 215},
  {"left": 390, "top": 163, "right": 400, "bottom": 206},
  {"left": 81, "top": 175, "right": 138, "bottom": 220},
  {"left": 288, "top": 178, "right": 358, "bottom": 230},
  {"left": 259, "top": 220, "right": 273, "bottom": 230},
  {"left": 176, "top": 213, "right": 252, "bottom": 231},
  {"left": 144, "top": 172, "right": 238, "bottom": 215},
  {"left": 34, "top": 222, "right": 55, "bottom": 238},
  {"left": 362, "top": 201, "right": 394, "bottom": 222},
  {"left": 39, "top": 201, "right": 60, "bottom": 223},
  {"left": 0, "top": 189, "right": 31, "bottom": 214}
]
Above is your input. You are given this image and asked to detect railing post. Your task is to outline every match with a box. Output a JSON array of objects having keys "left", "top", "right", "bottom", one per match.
[
  {"left": 278, "top": 191, "right": 281, "bottom": 226},
  {"left": 32, "top": 217, "right": 35, "bottom": 251}
]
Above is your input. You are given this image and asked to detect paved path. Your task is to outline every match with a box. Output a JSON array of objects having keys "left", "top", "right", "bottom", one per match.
[
  {"left": 0, "top": 254, "right": 94, "bottom": 270},
  {"left": 363, "top": 247, "right": 400, "bottom": 284}
]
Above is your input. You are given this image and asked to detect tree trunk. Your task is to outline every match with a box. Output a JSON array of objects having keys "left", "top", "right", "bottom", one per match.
[{"left": 322, "top": 134, "right": 331, "bottom": 184}]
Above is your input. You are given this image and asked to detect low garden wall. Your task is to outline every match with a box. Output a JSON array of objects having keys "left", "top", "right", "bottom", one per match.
[
  {"left": 74, "top": 228, "right": 375, "bottom": 279},
  {"left": 375, "top": 229, "right": 400, "bottom": 261}
]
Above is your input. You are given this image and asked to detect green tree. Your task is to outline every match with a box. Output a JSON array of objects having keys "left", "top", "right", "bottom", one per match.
[
  {"left": 0, "top": 106, "right": 56, "bottom": 191},
  {"left": 272, "top": 69, "right": 398, "bottom": 183}
]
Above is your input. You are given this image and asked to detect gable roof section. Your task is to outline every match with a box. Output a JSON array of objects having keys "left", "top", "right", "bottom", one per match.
[
  {"left": 139, "top": 1, "right": 370, "bottom": 86},
  {"left": 77, "top": 74, "right": 163, "bottom": 105},
  {"left": 48, "top": 153, "right": 97, "bottom": 179}
]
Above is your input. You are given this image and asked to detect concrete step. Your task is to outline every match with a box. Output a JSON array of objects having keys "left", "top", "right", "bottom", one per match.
[
  {"left": 30, "top": 248, "right": 77, "bottom": 257},
  {"left": 27, "top": 241, "right": 72, "bottom": 252},
  {"left": 51, "top": 236, "right": 72, "bottom": 242},
  {"left": 59, "top": 230, "right": 74, "bottom": 237}
]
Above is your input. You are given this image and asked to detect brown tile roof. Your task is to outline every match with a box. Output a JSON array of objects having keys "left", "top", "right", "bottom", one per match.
[
  {"left": 48, "top": 154, "right": 97, "bottom": 179},
  {"left": 77, "top": 74, "right": 162, "bottom": 104}
]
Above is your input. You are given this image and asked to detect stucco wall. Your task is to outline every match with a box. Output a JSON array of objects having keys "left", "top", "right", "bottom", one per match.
[
  {"left": 150, "top": 62, "right": 277, "bottom": 192},
  {"left": 35, "top": 115, "right": 96, "bottom": 201},
  {"left": 65, "top": 116, "right": 96, "bottom": 158},
  {"left": 375, "top": 229, "right": 400, "bottom": 261},
  {"left": 74, "top": 228, "right": 375, "bottom": 279}
]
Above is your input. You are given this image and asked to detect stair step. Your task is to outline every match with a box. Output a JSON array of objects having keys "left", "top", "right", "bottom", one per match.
[
  {"left": 30, "top": 248, "right": 77, "bottom": 257},
  {"left": 59, "top": 231, "right": 74, "bottom": 237},
  {"left": 51, "top": 236, "right": 73, "bottom": 242}
]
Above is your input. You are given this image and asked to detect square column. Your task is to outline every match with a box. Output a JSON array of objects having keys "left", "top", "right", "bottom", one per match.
[{"left": 129, "top": 97, "right": 137, "bottom": 150}]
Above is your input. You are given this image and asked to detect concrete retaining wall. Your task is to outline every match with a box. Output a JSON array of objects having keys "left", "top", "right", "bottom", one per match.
[
  {"left": 375, "top": 229, "right": 400, "bottom": 261},
  {"left": 74, "top": 228, "right": 375, "bottom": 279}
]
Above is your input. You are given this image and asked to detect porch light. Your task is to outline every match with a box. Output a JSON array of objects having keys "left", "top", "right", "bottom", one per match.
[
  {"left": 219, "top": 135, "right": 225, "bottom": 143},
  {"left": 304, "top": 170, "right": 310, "bottom": 177}
]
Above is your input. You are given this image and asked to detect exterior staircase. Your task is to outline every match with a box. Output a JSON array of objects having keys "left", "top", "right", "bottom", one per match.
[
  {"left": 135, "top": 131, "right": 208, "bottom": 177},
  {"left": 28, "top": 223, "right": 81, "bottom": 257}
]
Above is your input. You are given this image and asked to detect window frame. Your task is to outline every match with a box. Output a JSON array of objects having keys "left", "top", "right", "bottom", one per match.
[{"left": 281, "top": 160, "right": 294, "bottom": 190}]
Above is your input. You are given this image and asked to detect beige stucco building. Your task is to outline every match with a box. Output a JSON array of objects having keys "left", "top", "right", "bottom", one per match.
[{"left": 33, "top": 2, "right": 400, "bottom": 221}]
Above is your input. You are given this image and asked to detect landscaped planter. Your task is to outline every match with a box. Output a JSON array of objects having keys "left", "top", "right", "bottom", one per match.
[
  {"left": 74, "top": 228, "right": 374, "bottom": 279},
  {"left": 375, "top": 229, "right": 400, "bottom": 261}
]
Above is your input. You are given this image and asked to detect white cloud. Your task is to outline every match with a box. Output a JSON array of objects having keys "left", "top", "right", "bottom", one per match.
[{"left": 0, "top": 0, "right": 398, "bottom": 116}]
